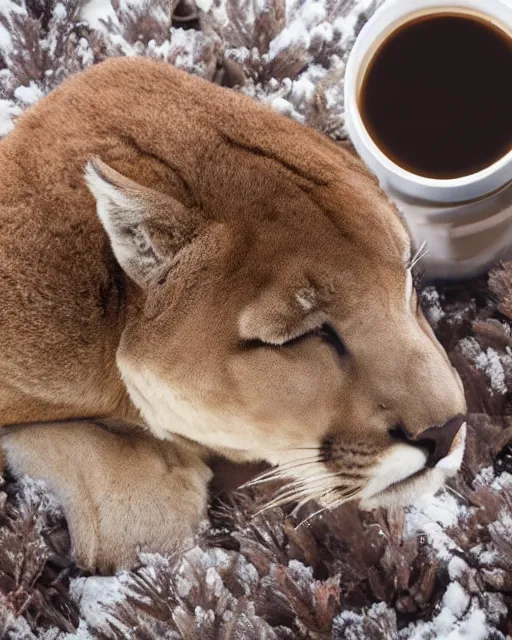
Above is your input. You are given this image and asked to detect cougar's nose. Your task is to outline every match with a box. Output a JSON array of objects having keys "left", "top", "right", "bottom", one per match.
[
  {"left": 416, "top": 415, "right": 466, "bottom": 467},
  {"left": 392, "top": 415, "right": 466, "bottom": 467}
]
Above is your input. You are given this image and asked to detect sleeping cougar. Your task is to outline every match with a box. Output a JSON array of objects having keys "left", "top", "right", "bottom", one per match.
[{"left": 0, "top": 57, "right": 466, "bottom": 572}]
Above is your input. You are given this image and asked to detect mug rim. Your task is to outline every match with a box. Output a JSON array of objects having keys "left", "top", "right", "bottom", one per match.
[{"left": 344, "top": 0, "right": 512, "bottom": 203}]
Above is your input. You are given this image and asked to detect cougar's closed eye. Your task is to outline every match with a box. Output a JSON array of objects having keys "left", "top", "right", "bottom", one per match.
[
  {"left": 317, "top": 323, "right": 348, "bottom": 358},
  {"left": 241, "top": 323, "right": 348, "bottom": 357}
]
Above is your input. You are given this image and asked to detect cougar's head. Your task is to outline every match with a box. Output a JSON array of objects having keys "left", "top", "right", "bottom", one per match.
[{"left": 85, "top": 119, "right": 466, "bottom": 511}]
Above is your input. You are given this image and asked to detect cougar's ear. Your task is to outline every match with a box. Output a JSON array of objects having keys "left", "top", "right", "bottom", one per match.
[{"left": 85, "top": 157, "right": 196, "bottom": 287}]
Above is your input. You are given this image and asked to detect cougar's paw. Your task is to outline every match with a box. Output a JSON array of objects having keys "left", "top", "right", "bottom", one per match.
[{"left": 1, "top": 423, "right": 212, "bottom": 574}]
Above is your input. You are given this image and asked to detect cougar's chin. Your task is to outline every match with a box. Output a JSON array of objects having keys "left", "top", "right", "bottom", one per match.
[{"left": 359, "top": 423, "right": 467, "bottom": 510}]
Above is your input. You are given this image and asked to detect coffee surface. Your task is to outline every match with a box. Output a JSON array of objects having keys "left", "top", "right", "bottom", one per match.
[{"left": 359, "top": 13, "right": 512, "bottom": 179}]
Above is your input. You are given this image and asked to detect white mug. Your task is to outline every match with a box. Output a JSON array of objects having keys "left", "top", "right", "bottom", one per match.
[{"left": 344, "top": 0, "right": 512, "bottom": 280}]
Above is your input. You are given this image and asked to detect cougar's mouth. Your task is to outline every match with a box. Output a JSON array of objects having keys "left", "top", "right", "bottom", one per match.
[
  {"left": 359, "top": 422, "right": 467, "bottom": 509},
  {"left": 247, "top": 424, "right": 466, "bottom": 516}
]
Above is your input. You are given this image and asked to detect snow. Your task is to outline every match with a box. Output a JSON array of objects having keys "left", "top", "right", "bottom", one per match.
[
  {"left": 271, "top": 96, "right": 295, "bottom": 115},
  {"left": 80, "top": 0, "right": 119, "bottom": 31},
  {"left": 458, "top": 337, "right": 512, "bottom": 394},
  {"left": 148, "top": 27, "right": 208, "bottom": 71},
  {"left": 233, "top": 555, "right": 259, "bottom": 595},
  {"left": 444, "top": 608, "right": 488, "bottom": 640},
  {"left": 134, "top": 552, "right": 166, "bottom": 585},
  {"left": 447, "top": 556, "right": 468, "bottom": 580},
  {"left": 0, "top": 99, "right": 22, "bottom": 137},
  {"left": 324, "top": 80, "right": 344, "bottom": 109},
  {"left": 473, "top": 466, "right": 495, "bottom": 487},
  {"left": 1, "top": 0, "right": 510, "bottom": 636},
  {"left": 333, "top": 14, "right": 359, "bottom": 46},
  {"left": 0, "top": 22, "right": 11, "bottom": 53},
  {"left": 404, "top": 600, "right": 492, "bottom": 640},
  {"left": 14, "top": 82, "right": 44, "bottom": 105},
  {"left": 225, "top": 46, "right": 251, "bottom": 65},
  {"left": 0, "top": 595, "right": 38, "bottom": 639},
  {"left": 483, "top": 592, "right": 508, "bottom": 625},
  {"left": 268, "top": 0, "right": 328, "bottom": 60},
  {"left": 16, "top": 474, "right": 63, "bottom": 517},
  {"left": 334, "top": 601, "right": 396, "bottom": 639},
  {"left": 184, "top": 545, "right": 232, "bottom": 571},
  {"left": 290, "top": 74, "right": 316, "bottom": 104},
  {"left": 288, "top": 558, "right": 313, "bottom": 582},
  {"left": 69, "top": 575, "right": 127, "bottom": 636},
  {"left": 210, "top": 0, "right": 361, "bottom": 132},
  {"left": 476, "top": 348, "right": 509, "bottom": 394},
  {"left": 406, "top": 489, "right": 462, "bottom": 530},
  {"left": 53, "top": 2, "right": 67, "bottom": 19},
  {"left": 405, "top": 490, "right": 465, "bottom": 560},
  {"left": 310, "top": 21, "right": 333, "bottom": 44},
  {"left": 442, "top": 582, "right": 469, "bottom": 618},
  {"left": 268, "top": 24, "right": 310, "bottom": 61},
  {"left": 195, "top": 0, "right": 213, "bottom": 12},
  {"left": 117, "top": 0, "right": 144, "bottom": 10},
  {"left": 194, "top": 605, "right": 215, "bottom": 625},
  {"left": 400, "top": 475, "right": 511, "bottom": 638},
  {"left": 0, "top": 0, "right": 27, "bottom": 54},
  {"left": 421, "top": 286, "right": 445, "bottom": 328},
  {"left": 76, "top": 38, "right": 95, "bottom": 66},
  {"left": 492, "top": 471, "right": 512, "bottom": 489},
  {"left": 331, "top": 0, "right": 375, "bottom": 46},
  {"left": 490, "top": 508, "right": 512, "bottom": 544},
  {"left": 205, "top": 566, "right": 224, "bottom": 597},
  {"left": 0, "top": 0, "right": 24, "bottom": 11},
  {"left": 475, "top": 548, "right": 499, "bottom": 566},
  {"left": 301, "top": 1, "right": 327, "bottom": 27},
  {"left": 58, "top": 620, "right": 96, "bottom": 640},
  {"left": 291, "top": 62, "right": 326, "bottom": 101}
]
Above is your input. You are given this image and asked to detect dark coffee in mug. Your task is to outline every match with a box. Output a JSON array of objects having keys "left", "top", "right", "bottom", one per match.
[{"left": 359, "top": 13, "right": 512, "bottom": 179}]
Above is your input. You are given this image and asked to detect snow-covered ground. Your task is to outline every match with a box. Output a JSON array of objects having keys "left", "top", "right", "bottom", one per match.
[{"left": 1, "top": 0, "right": 512, "bottom": 637}]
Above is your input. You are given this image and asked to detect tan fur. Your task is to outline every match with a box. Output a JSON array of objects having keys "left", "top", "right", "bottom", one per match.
[
  {"left": 0, "top": 58, "right": 466, "bottom": 571},
  {"left": 1, "top": 424, "right": 211, "bottom": 573}
]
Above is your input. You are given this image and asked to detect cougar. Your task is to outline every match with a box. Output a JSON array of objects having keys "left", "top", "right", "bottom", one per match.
[{"left": 0, "top": 57, "right": 466, "bottom": 572}]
